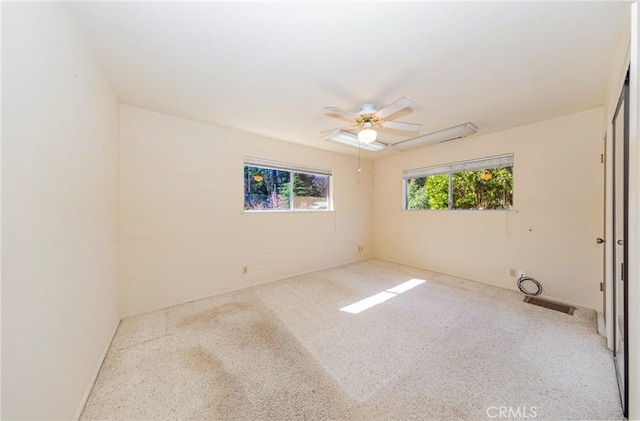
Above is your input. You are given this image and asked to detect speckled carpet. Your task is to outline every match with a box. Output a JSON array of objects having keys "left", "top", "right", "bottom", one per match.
[{"left": 81, "top": 259, "right": 623, "bottom": 420}]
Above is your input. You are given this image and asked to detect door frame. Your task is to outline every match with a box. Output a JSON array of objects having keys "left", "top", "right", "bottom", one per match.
[{"left": 611, "top": 71, "right": 630, "bottom": 418}]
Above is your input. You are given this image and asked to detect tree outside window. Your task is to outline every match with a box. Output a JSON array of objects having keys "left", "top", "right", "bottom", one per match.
[
  {"left": 244, "top": 164, "right": 330, "bottom": 211},
  {"left": 404, "top": 155, "right": 513, "bottom": 210}
]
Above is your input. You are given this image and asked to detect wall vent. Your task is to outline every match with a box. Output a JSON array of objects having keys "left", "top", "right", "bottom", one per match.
[{"left": 524, "top": 296, "right": 575, "bottom": 315}]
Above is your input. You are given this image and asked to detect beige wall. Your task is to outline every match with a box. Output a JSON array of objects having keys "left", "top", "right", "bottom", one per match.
[
  {"left": 119, "top": 106, "right": 373, "bottom": 317},
  {"left": 374, "top": 108, "right": 605, "bottom": 311},
  {"left": 2, "top": 3, "right": 120, "bottom": 420}
]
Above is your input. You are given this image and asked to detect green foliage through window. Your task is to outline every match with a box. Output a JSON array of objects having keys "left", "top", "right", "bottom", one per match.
[
  {"left": 244, "top": 165, "right": 330, "bottom": 211},
  {"left": 452, "top": 168, "right": 513, "bottom": 210},
  {"left": 406, "top": 174, "right": 449, "bottom": 210},
  {"left": 404, "top": 155, "right": 513, "bottom": 210}
]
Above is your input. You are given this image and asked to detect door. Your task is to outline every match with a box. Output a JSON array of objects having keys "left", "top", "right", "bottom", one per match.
[{"left": 612, "top": 72, "right": 629, "bottom": 417}]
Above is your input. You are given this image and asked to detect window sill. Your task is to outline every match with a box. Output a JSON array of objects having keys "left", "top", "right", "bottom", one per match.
[
  {"left": 243, "top": 209, "right": 334, "bottom": 213},
  {"left": 402, "top": 209, "right": 518, "bottom": 213}
]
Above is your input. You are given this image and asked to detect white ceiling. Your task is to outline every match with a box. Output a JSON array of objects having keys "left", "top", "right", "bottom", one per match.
[{"left": 68, "top": 1, "right": 626, "bottom": 159}]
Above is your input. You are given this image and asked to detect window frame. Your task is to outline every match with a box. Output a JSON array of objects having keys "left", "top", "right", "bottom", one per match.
[
  {"left": 402, "top": 154, "right": 514, "bottom": 211},
  {"left": 243, "top": 157, "right": 333, "bottom": 212}
]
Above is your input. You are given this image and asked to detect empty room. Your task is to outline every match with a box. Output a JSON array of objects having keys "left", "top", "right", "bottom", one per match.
[{"left": 3, "top": 1, "right": 640, "bottom": 420}]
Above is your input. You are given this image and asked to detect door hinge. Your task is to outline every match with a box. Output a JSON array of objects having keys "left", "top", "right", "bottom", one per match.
[
  {"left": 600, "top": 153, "right": 605, "bottom": 163},
  {"left": 600, "top": 282, "right": 604, "bottom": 292}
]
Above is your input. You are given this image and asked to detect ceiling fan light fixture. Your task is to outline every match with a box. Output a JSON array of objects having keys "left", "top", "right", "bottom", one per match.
[
  {"left": 357, "top": 128, "right": 377, "bottom": 143},
  {"left": 323, "top": 130, "right": 387, "bottom": 152}
]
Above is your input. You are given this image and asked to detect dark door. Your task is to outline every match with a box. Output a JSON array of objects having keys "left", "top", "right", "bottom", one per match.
[{"left": 612, "top": 71, "right": 629, "bottom": 418}]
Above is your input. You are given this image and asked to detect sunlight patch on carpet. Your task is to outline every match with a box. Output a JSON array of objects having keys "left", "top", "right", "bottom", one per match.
[
  {"left": 387, "top": 278, "right": 426, "bottom": 294},
  {"left": 340, "top": 279, "right": 426, "bottom": 314}
]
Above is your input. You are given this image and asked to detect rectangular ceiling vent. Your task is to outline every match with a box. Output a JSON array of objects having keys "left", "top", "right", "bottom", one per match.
[
  {"left": 392, "top": 122, "right": 477, "bottom": 151},
  {"left": 440, "top": 135, "right": 466, "bottom": 143},
  {"left": 524, "top": 296, "right": 575, "bottom": 315}
]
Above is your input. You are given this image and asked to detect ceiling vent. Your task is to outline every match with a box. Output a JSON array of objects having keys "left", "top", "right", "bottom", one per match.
[{"left": 392, "top": 123, "right": 478, "bottom": 151}]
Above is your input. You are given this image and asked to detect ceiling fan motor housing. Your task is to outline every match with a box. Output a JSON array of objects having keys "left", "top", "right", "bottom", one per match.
[
  {"left": 358, "top": 103, "right": 378, "bottom": 116},
  {"left": 357, "top": 104, "right": 380, "bottom": 126}
]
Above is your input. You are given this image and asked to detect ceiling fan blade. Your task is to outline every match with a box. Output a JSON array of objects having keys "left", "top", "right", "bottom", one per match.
[
  {"left": 375, "top": 97, "right": 414, "bottom": 119},
  {"left": 381, "top": 120, "right": 422, "bottom": 132},
  {"left": 324, "top": 105, "right": 356, "bottom": 119}
]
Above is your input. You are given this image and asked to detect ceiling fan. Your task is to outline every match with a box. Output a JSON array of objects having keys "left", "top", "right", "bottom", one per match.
[{"left": 322, "top": 97, "right": 421, "bottom": 145}]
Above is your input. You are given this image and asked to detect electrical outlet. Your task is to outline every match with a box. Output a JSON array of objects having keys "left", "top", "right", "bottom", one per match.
[
  {"left": 242, "top": 266, "right": 248, "bottom": 275},
  {"left": 358, "top": 246, "right": 364, "bottom": 252},
  {"left": 517, "top": 269, "right": 526, "bottom": 279},
  {"left": 509, "top": 269, "right": 516, "bottom": 277}
]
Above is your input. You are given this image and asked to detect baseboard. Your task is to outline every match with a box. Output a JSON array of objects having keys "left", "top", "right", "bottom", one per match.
[
  {"left": 121, "top": 256, "right": 375, "bottom": 318},
  {"left": 374, "top": 256, "right": 597, "bottom": 312},
  {"left": 597, "top": 311, "right": 607, "bottom": 338},
  {"left": 73, "top": 318, "right": 121, "bottom": 420}
]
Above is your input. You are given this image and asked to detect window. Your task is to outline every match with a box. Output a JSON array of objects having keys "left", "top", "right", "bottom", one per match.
[
  {"left": 244, "top": 157, "right": 331, "bottom": 211},
  {"left": 403, "top": 154, "right": 514, "bottom": 210}
]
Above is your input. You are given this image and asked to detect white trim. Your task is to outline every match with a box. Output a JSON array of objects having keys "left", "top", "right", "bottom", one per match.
[
  {"left": 402, "top": 154, "right": 514, "bottom": 211},
  {"left": 243, "top": 209, "right": 333, "bottom": 213},
  {"left": 119, "top": 257, "right": 373, "bottom": 319},
  {"left": 605, "top": 123, "right": 614, "bottom": 350},
  {"left": 604, "top": 18, "right": 632, "bottom": 138},
  {"left": 374, "top": 257, "right": 598, "bottom": 311},
  {"left": 598, "top": 312, "right": 607, "bottom": 338},
  {"left": 627, "top": 2, "right": 639, "bottom": 418},
  {"left": 403, "top": 154, "right": 513, "bottom": 179},
  {"left": 243, "top": 157, "right": 333, "bottom": 212},
  {"left": 73, "top": 319, "right": 120, "bottom": 420},
  {"left": 244, "top": 156, "right": 332, "bottom": 176},
  {"left": 401, "top": 208, "right": 518, "bottom": 214}
]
